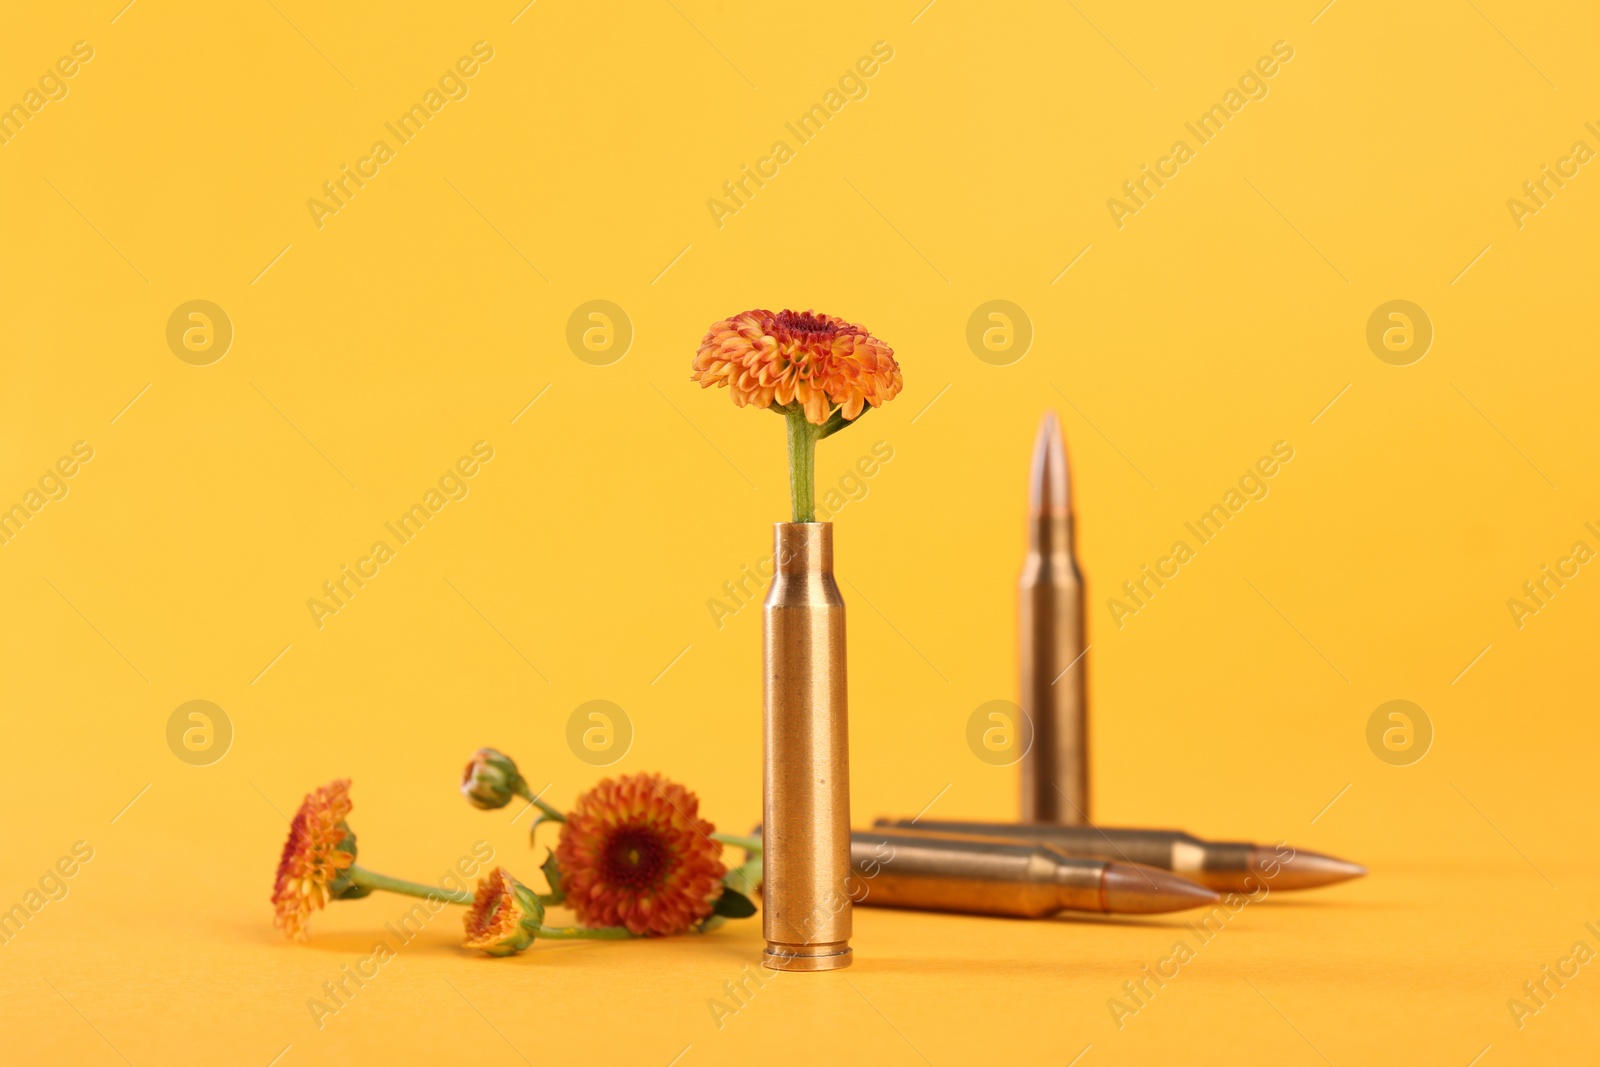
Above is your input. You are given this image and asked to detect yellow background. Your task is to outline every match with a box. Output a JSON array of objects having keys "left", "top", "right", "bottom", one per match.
[{"left": 2, "top": 1, "right": 1597, "bottom": 1063}]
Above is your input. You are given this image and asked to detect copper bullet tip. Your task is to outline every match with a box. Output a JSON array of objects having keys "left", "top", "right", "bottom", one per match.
[
  {"left": 1100, "top": 862, "right": 1220, "bottom": 914},
  {"left": 1029, "top": 410, "right": 1071, "bottom": 516},
  {"left": 1253, "top": 847, "right": 1367, "bottom": 890}
]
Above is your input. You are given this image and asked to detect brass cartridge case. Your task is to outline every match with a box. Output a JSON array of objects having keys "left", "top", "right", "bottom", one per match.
[
  {"left": 848, "top": 829, "right": 1217, "bottom": 916},
  {"left": 762, "top": 523, "right": 852, "bottom": 971},
  {"left": 877, "top": 820, "right": 1366, "bottom": 892},
  {"left": 1019, "top": 412, "right": 1090, "bottom": 824}
]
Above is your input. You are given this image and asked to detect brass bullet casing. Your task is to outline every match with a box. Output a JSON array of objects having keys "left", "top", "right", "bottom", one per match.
[
  {"left": 877, "top": 820, "right": 1368, "bottom": 892},
  {"left": 1019, "top": 412, "right": 1090, "bottom": 824},
  {"left": 849, "top": 829, "right": 1218, "bottom": 917},
  {"left": 762, "top": 523, "right": 852, "bottom": 972}
]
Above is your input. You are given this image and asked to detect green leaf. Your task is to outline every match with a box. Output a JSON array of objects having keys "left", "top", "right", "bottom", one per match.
[
  {"left": 540, "top": 848, "right": 566, "bottom": 906},
  {"left": 711, "top": 887, "right": 758, "bottom": 919},
  {"left": 528, "top": 811, "right": 559, "bottom": 848},
  {"left": 818, "top": 406, "right": 867, "bottom": 439},
  {"left": 770, "top": 400, "right": 863, "bottom": 440}
]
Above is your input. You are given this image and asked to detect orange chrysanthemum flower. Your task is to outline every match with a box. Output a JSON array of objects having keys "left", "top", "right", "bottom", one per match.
[
  {"left": 272, "top": 779, "right": 358, "bottom": 942},
  {"left": 692, "top": 308, "right": 903, "bottom": 425},
  {"left": 464, "top": 867, "right": 543, "bottom": 957},
  {"left": 556, "top": 773, "right": 726, "bottom": 936}
]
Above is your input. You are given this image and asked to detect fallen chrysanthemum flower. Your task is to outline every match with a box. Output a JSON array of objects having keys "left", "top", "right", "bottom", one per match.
[
  {"left": 462, "top": 866, "right": 634, "bottom": 957},
  {"left": 271, "top": 779, "right": 472, "bottom": 943}
]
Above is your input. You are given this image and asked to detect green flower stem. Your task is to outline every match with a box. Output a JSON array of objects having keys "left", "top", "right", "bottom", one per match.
[
  {"left": 710, "top": 832, "right": 763, "bottom": 854},
  {"left": 537, "top": 925, "right": 635, "bottom": 940},
  {"left": 347, "top": 866, "right": 473, "bottom": 906},
  {"left": 784, "top": 405, "right": 822, "bottom": 523},
  {"left": 514, "top": 782, "right": 566, "bottom": 823}
]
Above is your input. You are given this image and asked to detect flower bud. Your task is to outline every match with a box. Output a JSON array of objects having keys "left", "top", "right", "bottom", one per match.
[
  {"left": 460, "top": 748, "right": 523, "bottom": 810},
  {"left": 464, "top": 867, "right": 544, "bottom": 957}
]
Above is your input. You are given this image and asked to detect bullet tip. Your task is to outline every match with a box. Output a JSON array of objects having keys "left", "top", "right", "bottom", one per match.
[
  {"left": 1254, "top": 847, "right": 1367, "bottom": 890},
  {"left": 1100, "top": 862, "right": 1220, "bottom": 914},
  {"left": 1030, "top": 411, "right": 1070, "bottom": 515}
]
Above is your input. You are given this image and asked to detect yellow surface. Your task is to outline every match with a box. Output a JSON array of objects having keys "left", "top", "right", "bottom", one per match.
[{"left": 2, "top": 1, "right": 1597, "bottom": 1064}]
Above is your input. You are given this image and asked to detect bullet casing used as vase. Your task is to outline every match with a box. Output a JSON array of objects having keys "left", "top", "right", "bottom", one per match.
[{"left": 762, "top": 522, "right": 852, "bottom": 972}]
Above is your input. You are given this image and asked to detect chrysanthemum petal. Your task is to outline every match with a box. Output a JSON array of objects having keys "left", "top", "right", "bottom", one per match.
[
  {"left": 689, "top": 308, "right": 901, "bottom": 425},
  {"left": 555, "top": 773, "right": 726, "bottom": 937},
  {"left": 271, "top": 779, "right": 355, "bottom": 942}
]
